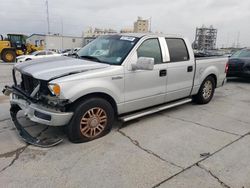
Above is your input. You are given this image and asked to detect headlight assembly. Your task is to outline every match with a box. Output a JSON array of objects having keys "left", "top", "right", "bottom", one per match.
[{"left": 48, "top": 84, "right": 61, "bottom": 96}]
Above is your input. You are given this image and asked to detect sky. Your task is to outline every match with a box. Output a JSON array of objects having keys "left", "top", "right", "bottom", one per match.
[{"left": 1, "top": 0, "right": 250, "bottom": 48}]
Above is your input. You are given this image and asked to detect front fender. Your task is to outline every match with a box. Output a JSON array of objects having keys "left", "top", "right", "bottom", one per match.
[{"left": 57, "top": 77, "right": 124, "bottom": 106}]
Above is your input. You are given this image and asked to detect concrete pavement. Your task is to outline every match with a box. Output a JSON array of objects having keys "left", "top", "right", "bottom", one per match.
[{"left": 0, "top": 63, "right": 250, "bottom": 187}]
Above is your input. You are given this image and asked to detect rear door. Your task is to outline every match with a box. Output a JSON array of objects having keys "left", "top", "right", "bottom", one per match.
[{"left": 165, "top": 38, "right": 195, "bottom": 102}]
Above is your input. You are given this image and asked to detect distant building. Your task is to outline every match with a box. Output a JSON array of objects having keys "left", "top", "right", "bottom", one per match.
[
  {"left": 193, "top": 25, "right": 217, "bottom": 50},
  {"left": 134, "top": 17, "right": 149, "bottom": 33},
  {"left": 83, "top": 37, "right": 96, "bottom": 46},
  {"left": 83, "top": 27, "right": 117, "bottom": 38},
  {"left": 26, "top": 34, "right": 83, "bottom": 50},
  {"left": 120, "top": 28, "right": 134, "bottom": 33}
]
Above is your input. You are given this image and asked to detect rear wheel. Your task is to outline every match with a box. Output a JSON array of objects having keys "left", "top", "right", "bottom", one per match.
[
  {"left": 193, "top": 76, "right": 215, "bottom": 104},
  {"left": 67, "top": 98, "right": 114, "bottom": 143},
  {"left": 1, "top": 50, "right": 16, "bottom": 62}
]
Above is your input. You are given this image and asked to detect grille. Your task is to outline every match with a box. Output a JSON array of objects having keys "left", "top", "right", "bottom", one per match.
[{"left": 20, "top": 74, "right": 39, "bottom": 95}]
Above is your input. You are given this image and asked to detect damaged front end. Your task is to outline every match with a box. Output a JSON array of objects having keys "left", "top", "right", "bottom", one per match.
[{"left": 2, "top": 69, "right": 73, "bottom": 147}]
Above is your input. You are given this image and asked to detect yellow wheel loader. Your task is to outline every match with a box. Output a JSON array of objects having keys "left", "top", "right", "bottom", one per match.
[{"left": 0, "top": 34, "right": 44, "bottom": 62}]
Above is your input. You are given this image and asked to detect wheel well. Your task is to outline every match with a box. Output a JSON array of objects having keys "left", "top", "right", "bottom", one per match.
[
  {"left": 2, "top": 48, "right": 16, "bottom": 54},
  {"left": 207, "top": 74, "right": 217, "bottom": 88},
  {"left": 68, "top": 92, "right": 118, "bottom": 115}
]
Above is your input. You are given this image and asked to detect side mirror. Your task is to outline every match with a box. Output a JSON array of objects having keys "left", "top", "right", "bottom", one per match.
[{"left": 131, "top": 57, "right": 154, "bottom": 71}]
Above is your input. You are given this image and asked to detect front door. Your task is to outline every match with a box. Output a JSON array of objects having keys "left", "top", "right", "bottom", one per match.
[{"left": 124, "top": 38, "right": 167, "bottom": 112}]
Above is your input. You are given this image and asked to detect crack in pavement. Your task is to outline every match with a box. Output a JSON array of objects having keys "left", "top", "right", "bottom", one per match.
[
  {"left": 197, "top": 163, "right": 231, "bottom": 188},
  {"left": 152, "top": 132, "right": 250, "bottom": 187},
  {"left": 35, "top": 126, "right": 49, "bottom": 138},
  {"left": 160, "top": 113, "right": 241, "bottom": 136},
  {"left": 0, "top": 126, "right": 50, "bottom": 173},
  {"left": 117, "top": 130, "right": 184, "bottom": 170},
  {"left": 0, "top": 145, "right": 28, "bottom": 173},
  {"left": 0, "top": 118, "right": 11, "bottom": 123}
]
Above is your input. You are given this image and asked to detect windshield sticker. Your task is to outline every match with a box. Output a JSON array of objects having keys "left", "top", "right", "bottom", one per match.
[
  {"left": 116, "top": 57, "right": 122, "bottom": 62},
  {"left": 120, "top": 36, "right": 135, "bottom": 41}
]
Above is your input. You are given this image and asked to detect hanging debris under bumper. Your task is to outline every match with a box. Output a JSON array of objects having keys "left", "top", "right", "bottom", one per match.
[{"left": 3, "top": 85, "right": 73, "bottom": 147}]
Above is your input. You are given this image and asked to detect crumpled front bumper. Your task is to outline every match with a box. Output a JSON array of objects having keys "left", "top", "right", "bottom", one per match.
[
  {"left": 10, "top": 94, "right": 73, "bottom": 126},
  {"left": 3, "top": 85, "right": 73, "bottom": 126}
]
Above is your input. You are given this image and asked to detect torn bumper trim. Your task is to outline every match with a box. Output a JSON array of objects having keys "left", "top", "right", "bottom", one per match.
[
  {"left": 10, "top": 105, "right": 63, "bottom": 147},
  {"left": 10, "top": 95, "right": 73, "bottom": 126}
]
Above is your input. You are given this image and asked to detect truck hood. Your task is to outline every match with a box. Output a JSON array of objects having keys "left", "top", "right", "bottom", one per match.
[{"left": 14, "top": 56, "right": 110, "bottom": 81}]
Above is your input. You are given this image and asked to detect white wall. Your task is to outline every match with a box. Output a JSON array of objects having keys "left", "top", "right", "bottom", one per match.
[
  {"left": 45, "top": 35, "right": 83, "bottom": 50},
  {"left": 26, "top": 35, "right": 45, "bottom": 47},
  {"left": 27, "top": 34, "right": 83, "bottom": 50}
]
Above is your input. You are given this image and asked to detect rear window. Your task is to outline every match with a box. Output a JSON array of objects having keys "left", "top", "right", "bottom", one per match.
[{"left": 166, "top": 38, "right": 189, "bottom": 62}]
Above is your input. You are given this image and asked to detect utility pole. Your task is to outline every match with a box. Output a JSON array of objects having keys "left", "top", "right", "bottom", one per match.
[
  {"left": 46, "top": 0, "right": 50, "bottom": 34},
  {"left": 149, "top": 17, "right": 152, "bottom": 32},
  {"left": 236, "top": 31, "right": 240, "bottom": 48},
  {"left": 61, "top": 18, "right": 64, "bottom": 51}
]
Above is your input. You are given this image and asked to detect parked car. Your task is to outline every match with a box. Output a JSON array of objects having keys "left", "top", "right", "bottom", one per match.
[
  {"left": 3, "top": 33, "right": 228, "bottom": 147},
  {"left": 69, "top": 48, "right": 81, "bottom": 57},
  {"left": 227, "top": 48, "right": 250, "bottom": 77},
  {"left": 16, "top": 50, "right": 62, "bottom": 62},
  {"left": 62, "top": 49, "right": 72, "bottom": 56}
]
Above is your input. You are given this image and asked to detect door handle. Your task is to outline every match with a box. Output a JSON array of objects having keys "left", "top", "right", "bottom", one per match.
[
  {"left": 187, "top": 66, "right": 193, "bottom": 72},
  {"left": 159, "top": 69, "right": 167, "bottom": 77}
]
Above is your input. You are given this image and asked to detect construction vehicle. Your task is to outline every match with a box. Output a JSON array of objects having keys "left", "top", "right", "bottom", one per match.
[{"left": 0, "top": 34, "right": 44, "bottom": 62}]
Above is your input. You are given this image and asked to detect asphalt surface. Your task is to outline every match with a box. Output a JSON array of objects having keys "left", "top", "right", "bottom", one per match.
[{"left": 0, "top": 63, "right": 250, "bottom": 188}]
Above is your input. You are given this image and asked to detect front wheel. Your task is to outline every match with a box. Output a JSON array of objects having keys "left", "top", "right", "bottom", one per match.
[
  {"left": 67, "top": 98, "right": 114, "bottom": 143},
  {"left": 1, "top": 50, "right": 16, "bottom": 62},
  {"left": 193, "top": 76, "right": 215, "bottom": 104}
]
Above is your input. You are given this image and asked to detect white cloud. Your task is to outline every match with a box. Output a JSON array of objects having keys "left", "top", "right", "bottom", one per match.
[{"left": 1, "top": 0, "right": 249, "bottom": 47}]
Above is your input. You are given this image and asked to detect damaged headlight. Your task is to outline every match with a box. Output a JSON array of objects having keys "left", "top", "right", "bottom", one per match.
[
  {"left": 13, "top": 69, "right": 22, "bottom": 85},
  {"left": 48, "top": 83, "right": 61, "bottom": 96}
]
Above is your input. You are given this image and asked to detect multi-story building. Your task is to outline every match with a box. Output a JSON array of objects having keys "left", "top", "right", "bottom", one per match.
[
  {"left": 133, "top": 17, "right": 149, "bottom": 33},
  {"left": 193, "top": 25, "right": 217, "bottom": 50}
]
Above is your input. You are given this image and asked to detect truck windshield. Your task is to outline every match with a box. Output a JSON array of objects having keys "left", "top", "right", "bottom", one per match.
[{"left": 77, "top": 35, "right": 139, "bottom": 65}]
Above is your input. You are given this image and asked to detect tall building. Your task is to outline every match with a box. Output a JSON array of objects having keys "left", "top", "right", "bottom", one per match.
[
  {"left": 193, "top": 25, "right": 217, "bottom": 50},
  {"left": 133, "top": 17, "right": 149, "bottom": 33}
]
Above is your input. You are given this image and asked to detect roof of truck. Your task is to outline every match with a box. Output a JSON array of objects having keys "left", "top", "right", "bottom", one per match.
[{"left": 118, "top": 33, "right": 184, "bottom": 38}]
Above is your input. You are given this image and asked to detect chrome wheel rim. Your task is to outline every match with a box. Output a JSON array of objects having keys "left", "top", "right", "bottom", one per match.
[
  {"left": 202, "top": 80, "right": 213, "bottom": 100},
  {"left": 80, "top": 107, "right": 107, "bottom": 138}
]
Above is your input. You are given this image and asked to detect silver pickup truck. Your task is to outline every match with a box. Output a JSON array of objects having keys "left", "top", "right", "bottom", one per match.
[{"left": 3, "top": 33, "right": 228, "bottom": 147}]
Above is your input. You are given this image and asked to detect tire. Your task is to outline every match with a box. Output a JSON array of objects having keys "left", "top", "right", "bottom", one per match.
[
  {"left": 1, "top": 50, "right": 16, "bottom": 62},
  {"left": 26, "top": 58, "right": 32, "bottom": 61},
  {"left": 193, "top": 76, "right": 215, "bottom": 104},
  {"left": 67, "top": 98, "right": 114, "bottom": 143}
]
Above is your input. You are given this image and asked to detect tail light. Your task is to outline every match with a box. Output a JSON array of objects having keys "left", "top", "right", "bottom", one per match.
[{"left": 225, "top": 62, "right": 229, "bottom": 74}]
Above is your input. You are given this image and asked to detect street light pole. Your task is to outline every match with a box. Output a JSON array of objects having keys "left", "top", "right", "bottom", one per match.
[{"left": 46, "top": 0, "right": 50, "bottom": 34}]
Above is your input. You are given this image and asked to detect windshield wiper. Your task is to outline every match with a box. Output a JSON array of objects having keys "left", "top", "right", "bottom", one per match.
[{"left": 80, "top": 55, "right": 101, "bottom": 62}]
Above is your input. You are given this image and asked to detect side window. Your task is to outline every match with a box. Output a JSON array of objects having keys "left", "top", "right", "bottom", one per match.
[
  {"left": 166, "top": 38, "right": 189, "bottom": 62},
  {"left": 137, "top": 38, "right": 162, "bottom": 64}
]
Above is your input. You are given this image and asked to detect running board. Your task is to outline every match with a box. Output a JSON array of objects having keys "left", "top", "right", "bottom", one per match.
[{"left": 119, "top": 98, "right": 192, "bottom": 122}]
